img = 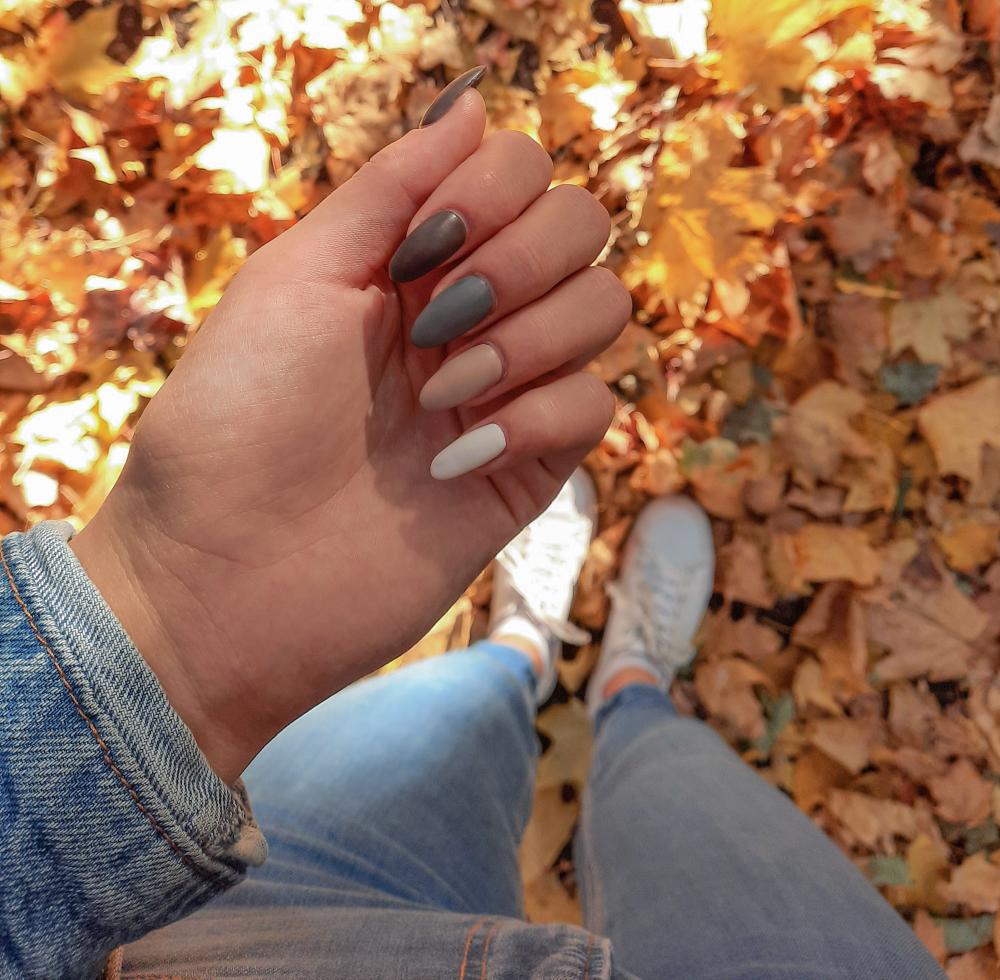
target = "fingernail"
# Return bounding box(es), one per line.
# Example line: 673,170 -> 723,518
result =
420,344 -> 503,411
410,274 -> 494,348
420,65 -> 488,128
389,210 -> 468,283
430,423 -> 506,480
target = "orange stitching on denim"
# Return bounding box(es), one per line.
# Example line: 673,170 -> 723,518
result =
477,921 -> 501,980
458,918 -> 485,980
582,932 -> 594,980
0,541 -> 208,878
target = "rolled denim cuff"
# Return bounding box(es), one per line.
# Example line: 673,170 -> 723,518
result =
1,521 -> 265,979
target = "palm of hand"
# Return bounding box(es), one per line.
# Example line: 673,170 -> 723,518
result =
74,90 -> 622,779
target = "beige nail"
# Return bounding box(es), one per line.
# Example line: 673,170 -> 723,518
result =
420,345 -> 503,411
430,423 -> 507,480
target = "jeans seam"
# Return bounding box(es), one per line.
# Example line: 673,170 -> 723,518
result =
0,540 -> 211,880
478,920 -> 502,980
458,917 -> 486,980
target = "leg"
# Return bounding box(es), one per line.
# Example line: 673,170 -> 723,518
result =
577,686 -> 945,979
239,641 -> 538,917
577,496 -> 943,978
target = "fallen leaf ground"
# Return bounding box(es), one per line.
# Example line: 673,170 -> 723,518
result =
2,0 -> 999,974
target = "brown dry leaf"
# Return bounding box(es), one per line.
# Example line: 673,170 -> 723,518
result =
786,523 -> 881,587
792,746 -> 851,811
793,584 -> 870,698
793,657 -> 844,714
927,760 -> 994,826
936,522 -> 999,574
810,717 -> 874,774
718,533 -> 775,607
827,789 -> 938,850
536,700 -> 592,792
941,853 -> 1000,914
623,110 -> 785,322
694,657 -> 770,739
778,381 -> 873,480
919,377 -> 1000,483
890,291 -> 975,367
519,785 -> 578,884
867,603 -> 973,683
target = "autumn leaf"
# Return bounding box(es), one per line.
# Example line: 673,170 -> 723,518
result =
43,4 -> 128,102
919,377 -> 1000,482
942,853 -> 1000,914
623,109 -> 785,322
709,0 -> 872,108
889,290 -> 975,366
785,523 -> 881,587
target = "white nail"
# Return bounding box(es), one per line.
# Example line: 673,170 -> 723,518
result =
430,423 -> 506,480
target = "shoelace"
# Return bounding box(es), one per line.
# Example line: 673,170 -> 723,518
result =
606,552 -> 696,672
497,515 -> 591,646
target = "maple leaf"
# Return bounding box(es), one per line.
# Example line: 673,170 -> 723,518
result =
918,377 -> 1000,482
709,0 -> 873,108
42,4 -> 128,102
889,290 -> 974,366
623,110 -> 785,322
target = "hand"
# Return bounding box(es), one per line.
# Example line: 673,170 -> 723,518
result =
70,83 -> 630,782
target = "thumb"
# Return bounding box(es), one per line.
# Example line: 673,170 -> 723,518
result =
281,79 -> 487,285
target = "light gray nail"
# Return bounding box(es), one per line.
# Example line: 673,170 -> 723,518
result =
410,275 -> 494,349
430,423 -> 507,480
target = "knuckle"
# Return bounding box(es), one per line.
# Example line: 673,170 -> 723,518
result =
494,130 -> 554,183
529,305 -> 563,365
577,373 -> 616,423
509,239 -> 549,284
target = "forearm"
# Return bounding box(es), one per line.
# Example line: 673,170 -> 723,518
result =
0,522 -> 265,979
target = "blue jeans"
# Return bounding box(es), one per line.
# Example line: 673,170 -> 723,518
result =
123,643 -> 944,979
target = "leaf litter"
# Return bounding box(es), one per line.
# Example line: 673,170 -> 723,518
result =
1,0 -> 1000,969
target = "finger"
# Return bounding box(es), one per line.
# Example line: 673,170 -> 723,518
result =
409,183 -> 611,348
419,267 -> 631,411
429,372 -> 615,480
388,130 -> 553,283
273,76 -> 487,284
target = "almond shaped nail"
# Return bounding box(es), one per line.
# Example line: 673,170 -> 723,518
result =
420,344 -> 503,411
430,423 -> 506,480
410,274 -> 494,349
420,66 -> 488,128
389,210 -> 468,283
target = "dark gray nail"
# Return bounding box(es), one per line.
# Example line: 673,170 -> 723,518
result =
419,66 -> 487,128
410,275 -> 494,348
389,210 -> 468,283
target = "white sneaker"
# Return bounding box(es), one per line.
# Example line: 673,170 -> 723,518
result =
586,496 -> 714,718
489,468 -> 598,704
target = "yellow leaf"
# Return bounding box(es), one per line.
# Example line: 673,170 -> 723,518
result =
45,4 -> 128,101
623,110 -> 784,321
710,0 -> 873,108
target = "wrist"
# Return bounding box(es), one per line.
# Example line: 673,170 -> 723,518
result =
70,490 -> 261,783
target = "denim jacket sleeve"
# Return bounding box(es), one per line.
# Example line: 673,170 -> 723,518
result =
0,521 -> 267,980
